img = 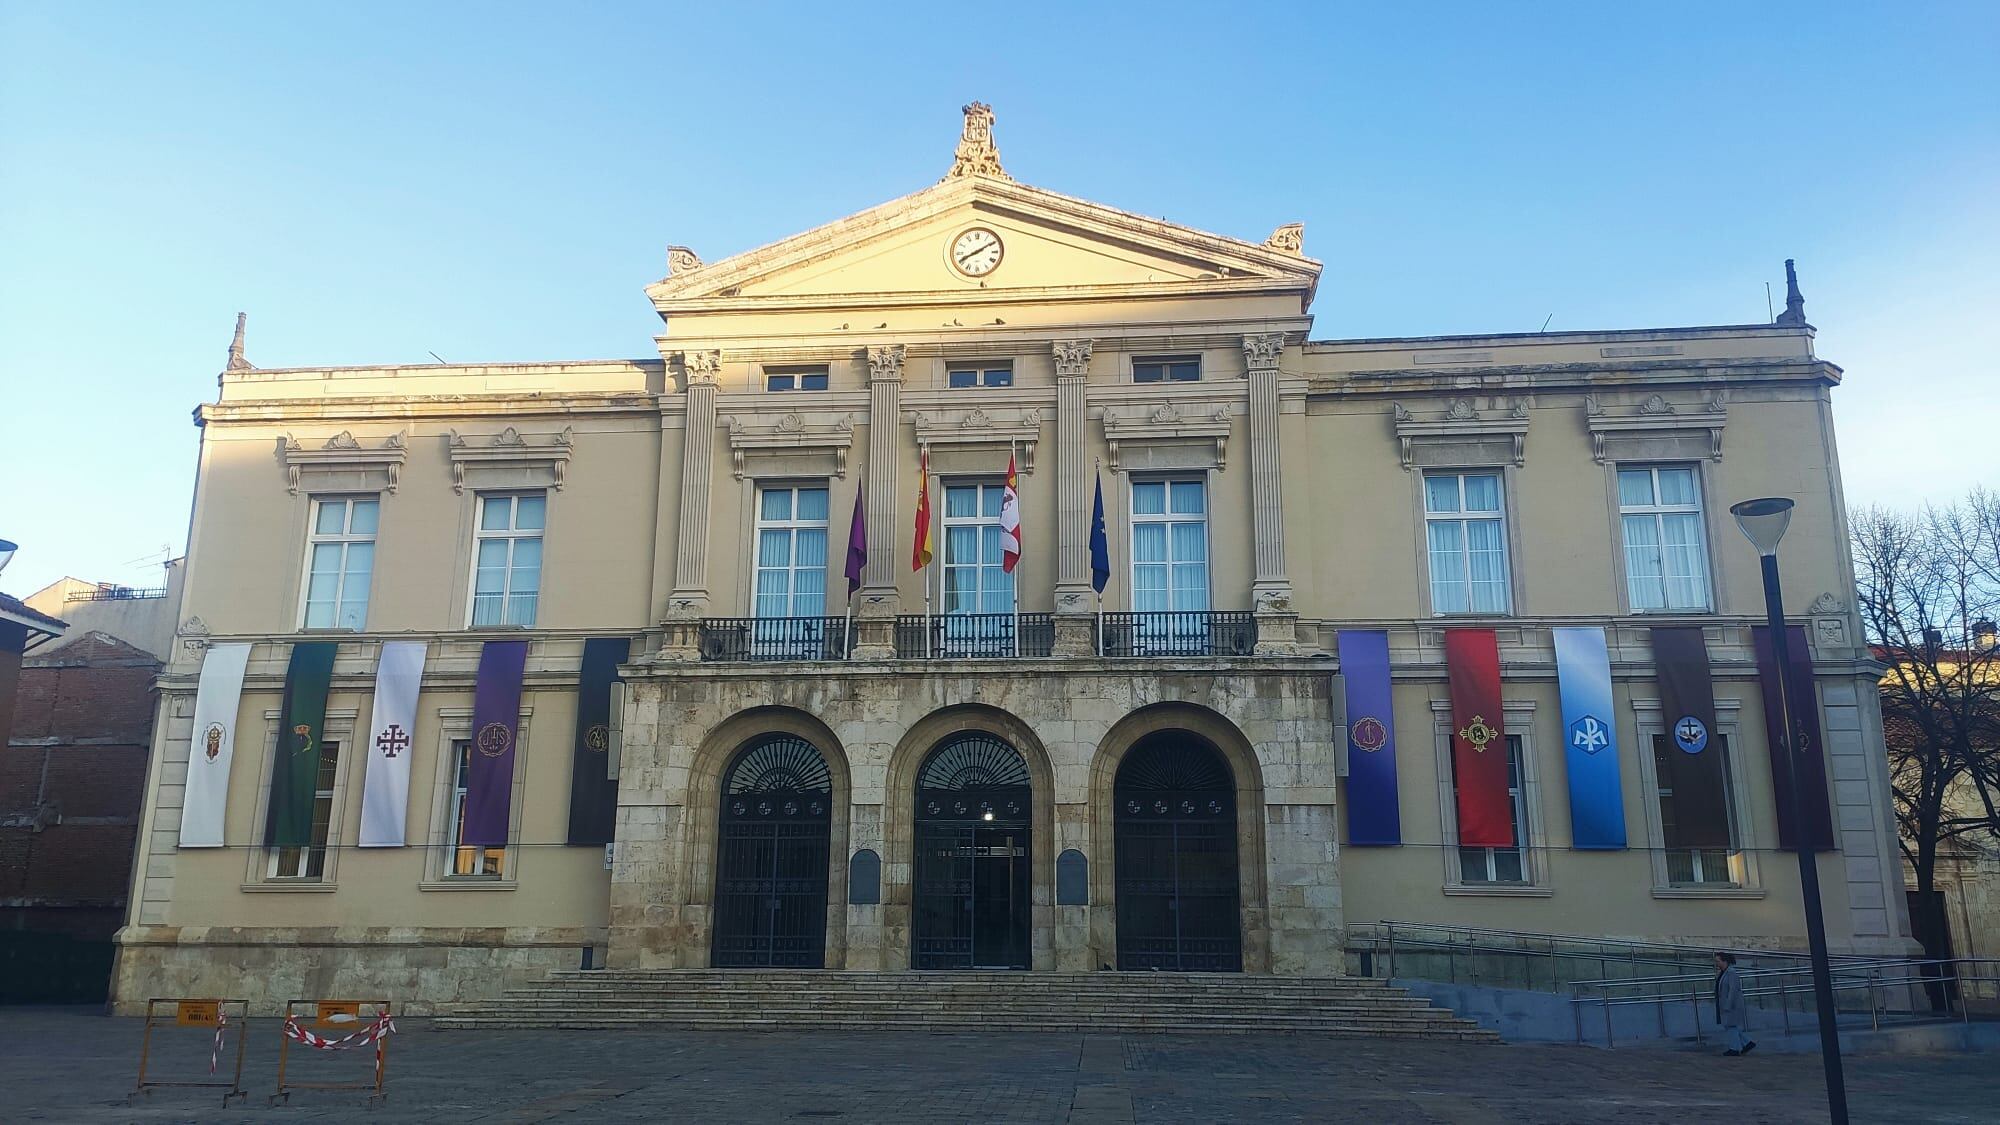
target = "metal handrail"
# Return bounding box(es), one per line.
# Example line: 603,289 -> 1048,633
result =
696,617 -> 852,661
1099,611 -> 1256,657
65,586 -> 167,602
892,613 -> 1054,659
1350,920 -> 1827,996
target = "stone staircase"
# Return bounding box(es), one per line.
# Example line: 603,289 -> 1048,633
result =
434,970 -> 1498,1039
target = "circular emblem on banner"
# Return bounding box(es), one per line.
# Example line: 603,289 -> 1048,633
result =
291,723 -> 315,755
584,724 -> 610,753
203,723 -> 225,762
1351,716 -> 1388,753
475,721 -> 513,758
1457,714 -> 1500,753
1568,714 -> 1611,756
1672,715 -> 1710,755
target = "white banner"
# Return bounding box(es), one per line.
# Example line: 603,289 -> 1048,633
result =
177,643 -> 252,848
358,641 -> 427,847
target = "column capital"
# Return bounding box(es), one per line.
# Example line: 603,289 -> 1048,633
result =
1241,333 -> 1284,374
1052,339 -> 1094,379
675,349 -> 721,386
866,344 -> 907,383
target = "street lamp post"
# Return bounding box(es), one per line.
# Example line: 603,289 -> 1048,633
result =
1731,497 -> 1848,1124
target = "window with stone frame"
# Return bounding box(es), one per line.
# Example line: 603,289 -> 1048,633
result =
766,365 -> 829,392
1132,355 -> 1200,383
1454,734 -> 1529,884
947,362 -> 1014,388
446,738 -> 508,878
470,492 -> 544,627
1652,733 -> 1741,885
267,739 -> 340,880
1617,465 -> 1712,612
301,496 -> 377,629
1423,471 -> 1511,615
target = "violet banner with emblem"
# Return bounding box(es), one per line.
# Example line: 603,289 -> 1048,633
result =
565,636 -> 630,846
1336,630 -> 1401,845
265,641 -> 339,848
177,642 -> 252,848
357,641 -> 427,847
463,640 -> 529,848
1651,626 -> 1731,850
1553,627 -> 1626,849
1752,625 -> 1836,852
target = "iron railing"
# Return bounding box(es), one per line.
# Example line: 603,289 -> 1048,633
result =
1098,611 -> 1255,657
1348,920 -> 1826,994
697,617 -> 851,662
64,586 -> 166,602
894,613 -> 1054,659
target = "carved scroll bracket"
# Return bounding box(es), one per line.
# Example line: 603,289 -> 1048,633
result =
1391,399 -> 1529,470
1100,401 -> 1232,473
724,412 -> 857,479
1584,392 -> 1726,464
446,426 -> 574,493
281,430 -> 409,495
910,407 -> 1042,472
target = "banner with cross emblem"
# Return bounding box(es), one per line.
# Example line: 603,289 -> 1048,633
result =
1651,626 -> 1731,849
359,641 -> 428,847
1554,627 -> 1627,849
1444,628 -> 1514,848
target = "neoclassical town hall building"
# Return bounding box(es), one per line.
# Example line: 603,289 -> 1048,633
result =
115,107 -> 1909,1011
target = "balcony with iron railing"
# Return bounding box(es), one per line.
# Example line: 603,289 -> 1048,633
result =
693,610 -> 1259,662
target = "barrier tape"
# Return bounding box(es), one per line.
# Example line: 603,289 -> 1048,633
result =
281,1014 -> 397,1052
210,1010 -> 228,1074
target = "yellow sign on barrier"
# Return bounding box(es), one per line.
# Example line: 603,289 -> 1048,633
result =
175,1000 -> 220,1027
315,1000 -> 361,1027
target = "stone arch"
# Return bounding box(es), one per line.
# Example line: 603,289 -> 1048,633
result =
684,706 -> 852,968
882,703 -> 1058,971
1087,702 -> 1270,972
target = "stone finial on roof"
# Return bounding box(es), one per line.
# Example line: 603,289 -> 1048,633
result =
667,246 -> 702,275
944,102 -> 1010,182
225,312 -> 254,371
1264,223 -> 1305,255
1775,259 -> 1808,326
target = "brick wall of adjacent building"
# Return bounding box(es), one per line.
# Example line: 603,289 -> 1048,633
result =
1,632 -> 158,1000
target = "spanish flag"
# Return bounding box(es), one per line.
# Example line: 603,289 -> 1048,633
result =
912,450 -> 933,570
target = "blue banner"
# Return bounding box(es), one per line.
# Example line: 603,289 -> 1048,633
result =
1337,630 -> 1401,845
1553,626 -> 1626,849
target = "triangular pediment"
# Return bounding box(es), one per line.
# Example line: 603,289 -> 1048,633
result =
647,176 -> 1320,312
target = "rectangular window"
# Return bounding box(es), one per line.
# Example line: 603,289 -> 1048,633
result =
1133,355 -> 1200,383
1654,734 -> 1739,885
947,364 -> 1014,388
1456,734 -> 1529,884
302,498 -> 377,629
1619,466 -> 1712,612
753,485 -> 830,619
470,493 -> 544,627
268,740 -> 340,880
448,738 -> 508,878
1424,472 -> 1511,615
938,482 -> 1015,654
1130,479 -> 1209,614
765,366 -> 829,392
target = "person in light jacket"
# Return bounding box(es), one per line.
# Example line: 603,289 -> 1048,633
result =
1714,951 -> 1756,1056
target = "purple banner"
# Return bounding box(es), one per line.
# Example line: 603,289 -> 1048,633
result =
1337,630 -> 1401,845
464,640 -> 528,847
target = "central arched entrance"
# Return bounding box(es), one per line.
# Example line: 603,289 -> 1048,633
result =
711,735 -> 832,968
912,733 -> 1032,970
1114,732 -> 1242,971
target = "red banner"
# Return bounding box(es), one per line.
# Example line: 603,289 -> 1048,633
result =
1446,629 -> 1513,847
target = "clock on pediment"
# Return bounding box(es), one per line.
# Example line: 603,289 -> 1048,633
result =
949,227 -> 1003,277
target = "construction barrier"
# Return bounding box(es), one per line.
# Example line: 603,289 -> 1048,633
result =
271,999 -> 396,1105
132,998 -> 250,1106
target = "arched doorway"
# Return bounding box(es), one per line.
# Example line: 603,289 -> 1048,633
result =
1114,732 -> 1242,971
711,735 -> 833,968
913,733 -> 1031,970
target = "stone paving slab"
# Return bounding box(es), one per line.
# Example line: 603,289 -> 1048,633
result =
5,1007 -> 1995,1123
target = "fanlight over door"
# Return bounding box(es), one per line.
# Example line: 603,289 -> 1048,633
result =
913,733 -> 1032,970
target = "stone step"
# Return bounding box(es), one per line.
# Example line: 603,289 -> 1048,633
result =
431,1016 -> 1496,1039
461,1003 -> 1459,1022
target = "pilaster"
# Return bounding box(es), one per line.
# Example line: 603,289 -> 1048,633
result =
854,345 -> 906,659
662,349 -> 720,660
1051,339 -> 1096,656
1242,333 -> 1299,654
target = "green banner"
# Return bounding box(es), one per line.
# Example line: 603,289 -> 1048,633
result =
266,641 -> 338,848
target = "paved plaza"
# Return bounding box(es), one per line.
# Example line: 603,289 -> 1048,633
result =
5,1007 -> 1994,1123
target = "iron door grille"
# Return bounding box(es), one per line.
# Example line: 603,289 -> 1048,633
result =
712,737 -> 833,969
1114,737 -> 1242,972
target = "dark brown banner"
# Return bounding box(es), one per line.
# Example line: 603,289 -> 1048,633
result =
1652,627 -> 1732,849
1753,625 -> 1836,851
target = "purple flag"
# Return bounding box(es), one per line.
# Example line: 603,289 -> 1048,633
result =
463,640 -> 528,847
844,490 -> 867,593
1338,630 -> 1401,845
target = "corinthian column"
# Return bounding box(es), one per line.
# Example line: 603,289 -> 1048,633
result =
851,344 -> 905,659
661,349 -> 720,659
1242,333 -> 1299,654
1051,339 -> 1096,656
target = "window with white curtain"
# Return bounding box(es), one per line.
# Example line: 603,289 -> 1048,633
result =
941,482 -> 1015,615
1424,472 -> 1510,614
1618,466 -> 1712,612
302,497 -> 376,629
753,485 -> 830,619
1455,735 -> 1529,884
471,493 -> 544,627
1131,479 -> 1209,614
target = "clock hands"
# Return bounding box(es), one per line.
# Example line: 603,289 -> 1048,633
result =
955,237 -> 994,267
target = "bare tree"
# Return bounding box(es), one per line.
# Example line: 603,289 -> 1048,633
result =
1852,488 -> 2000,964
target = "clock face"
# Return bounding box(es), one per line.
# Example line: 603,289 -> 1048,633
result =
950,227 -> 1003,277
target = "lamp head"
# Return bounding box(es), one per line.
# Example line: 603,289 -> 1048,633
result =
0,538 -> 15,575
1730,498 -> 1795,557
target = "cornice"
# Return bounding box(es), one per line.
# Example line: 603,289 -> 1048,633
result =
199,393 -> 656,425
1303,358 -> 1840,398
656,275 -> 1314,316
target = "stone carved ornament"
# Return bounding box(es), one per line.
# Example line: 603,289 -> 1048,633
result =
866,343 -> 907,381
676,350 -> 721,385
944,101 -> 1010,181
666,246 -> 702,275
1051,339 -> 1093,377
1263,223 -> 1305,254
445,426 -> 573,492
1241,333 -> 1285,371
1807,592 -> 1846,615
281,430 -> 408,494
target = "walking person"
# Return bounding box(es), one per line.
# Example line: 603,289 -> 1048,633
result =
1714,951 -> 1756,1056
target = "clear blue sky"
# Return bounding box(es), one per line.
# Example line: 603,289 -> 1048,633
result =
3,2 -> 1995,595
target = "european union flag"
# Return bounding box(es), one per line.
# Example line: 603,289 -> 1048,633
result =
1089,472 -> 1110,594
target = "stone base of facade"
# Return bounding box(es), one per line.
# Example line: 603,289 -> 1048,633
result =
111,925 -> 601,1016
